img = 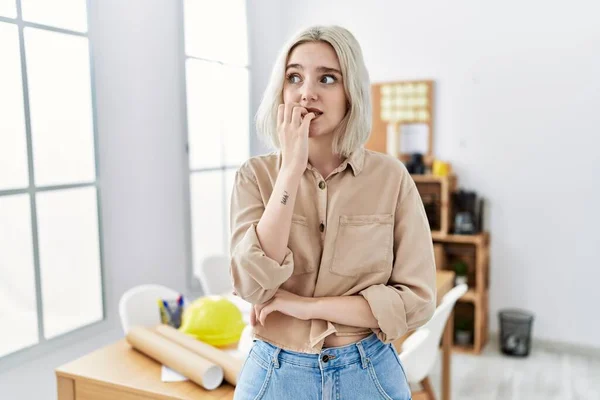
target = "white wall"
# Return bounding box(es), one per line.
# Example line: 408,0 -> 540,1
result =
247,0 -> 284,155
252,0 -> 600,347
0,0 -> 193,398
2,2 -> 598,398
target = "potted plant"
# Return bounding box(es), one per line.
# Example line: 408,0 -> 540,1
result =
453,261 -> 468,286
455,317 -> 473,345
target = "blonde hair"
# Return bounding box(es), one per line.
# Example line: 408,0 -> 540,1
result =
255,25 -> 372,157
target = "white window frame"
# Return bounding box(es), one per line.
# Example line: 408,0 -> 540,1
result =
177,0 -> 251,293
0,0 -> 106,369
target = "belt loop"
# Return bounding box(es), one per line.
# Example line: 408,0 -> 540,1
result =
356,341 -> 369,369
272,347 -> 281,369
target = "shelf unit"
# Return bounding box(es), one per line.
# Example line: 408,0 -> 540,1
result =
412,175 -> 490,355
435,233 -> 489,354
411,174 -> 457,236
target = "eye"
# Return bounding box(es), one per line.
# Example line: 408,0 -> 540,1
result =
286,73 -> 301,84
321,75 -> 337,84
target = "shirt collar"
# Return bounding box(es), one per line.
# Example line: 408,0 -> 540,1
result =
344,146 -> 365,176
278,146 -> 365,177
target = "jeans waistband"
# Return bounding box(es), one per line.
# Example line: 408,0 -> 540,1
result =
251,333 -> 387,370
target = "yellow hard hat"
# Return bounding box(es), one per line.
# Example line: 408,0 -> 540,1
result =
178,296 -> 246,347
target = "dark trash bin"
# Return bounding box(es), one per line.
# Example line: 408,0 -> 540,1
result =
498,309 -> 534,357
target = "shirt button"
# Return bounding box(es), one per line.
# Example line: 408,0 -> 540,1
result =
318,181 -> 326,190
321,354 -> 330,362
319,223 -> 325,232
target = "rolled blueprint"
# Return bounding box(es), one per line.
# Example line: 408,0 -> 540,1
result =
154,324 -> 244,386
126,326 -> 224,390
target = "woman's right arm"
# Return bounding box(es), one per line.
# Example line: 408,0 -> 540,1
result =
229,166 -> 300,305
230,104 -> 314,304
256,169 -> 302,264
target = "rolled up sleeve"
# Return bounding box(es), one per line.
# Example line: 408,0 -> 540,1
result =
359,176 -> 436,343
229,167 -> 295,304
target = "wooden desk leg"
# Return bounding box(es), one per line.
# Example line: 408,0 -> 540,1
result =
442,310 -> 454,400
57,376 -> 75,400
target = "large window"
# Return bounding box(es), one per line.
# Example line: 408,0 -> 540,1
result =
0,0 -> 104,360
181,0 -> 250,290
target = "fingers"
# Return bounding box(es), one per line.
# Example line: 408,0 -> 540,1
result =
252,296 -> 277,326
283,103 -> 307,126
300,112 -> 315,132
284,103 -> 295,125
291,105 -> 307,126
258,304 -> 273,326
253,304 -> 264,326
253,303 -> 266,326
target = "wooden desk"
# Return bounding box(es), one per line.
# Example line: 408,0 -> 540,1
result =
56,271 -> 455,400
56,339 -> 236,400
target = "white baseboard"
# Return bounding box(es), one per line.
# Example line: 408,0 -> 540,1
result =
486,330 -> 600,358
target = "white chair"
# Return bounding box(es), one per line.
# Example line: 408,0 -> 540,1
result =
399,284 -> 468,399
118,284 -> 181,334
197,254 -> 252,322
236,324 -> 255,358
197,255 -> 234,296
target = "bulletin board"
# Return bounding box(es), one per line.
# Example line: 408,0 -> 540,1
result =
365,80 -> 435,164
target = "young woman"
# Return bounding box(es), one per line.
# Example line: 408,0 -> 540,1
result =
229,25 -> 436,399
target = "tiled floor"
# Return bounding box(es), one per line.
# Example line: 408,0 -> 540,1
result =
423,339 -> 600,400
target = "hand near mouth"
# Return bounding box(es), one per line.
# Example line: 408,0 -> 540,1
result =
278,102 -> 316,176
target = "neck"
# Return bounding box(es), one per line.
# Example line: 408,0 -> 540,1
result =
308,134 -> 344,178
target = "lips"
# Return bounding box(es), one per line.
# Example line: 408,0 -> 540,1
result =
306,107 -> 323,117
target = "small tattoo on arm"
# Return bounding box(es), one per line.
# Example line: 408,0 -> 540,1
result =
281,191 -> 290,205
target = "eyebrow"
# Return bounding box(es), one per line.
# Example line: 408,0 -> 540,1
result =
286,63 -> 342,75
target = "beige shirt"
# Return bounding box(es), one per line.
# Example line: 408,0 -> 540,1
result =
229,146 -> 436,354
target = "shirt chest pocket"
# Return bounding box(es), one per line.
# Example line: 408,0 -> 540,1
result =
330,214 -> 394,278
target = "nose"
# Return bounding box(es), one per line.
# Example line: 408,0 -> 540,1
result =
300,80 -> 318,102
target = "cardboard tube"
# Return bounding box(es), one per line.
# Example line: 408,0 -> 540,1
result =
154,324 -> 244,386
126,326 -> 223,390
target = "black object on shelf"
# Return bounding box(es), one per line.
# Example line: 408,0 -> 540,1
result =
406,153 -> 426,174
498,309 -> 534,357
421,194 -> 439,231
453,190 -> 484,234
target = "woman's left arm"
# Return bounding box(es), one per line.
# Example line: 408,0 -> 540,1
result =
309,295 -> 379,328
252,289 -> 378,327
357,174 -> 437,343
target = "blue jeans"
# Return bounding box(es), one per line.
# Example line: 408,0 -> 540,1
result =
233,333 -> 412,400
